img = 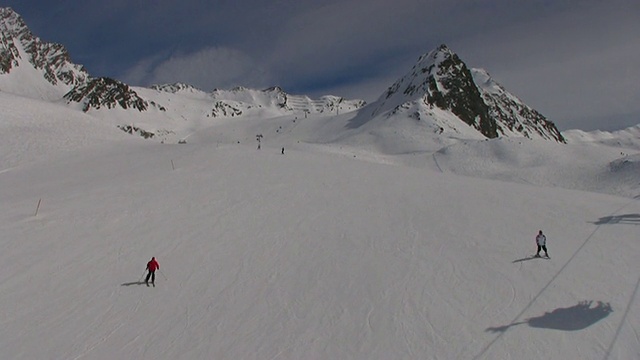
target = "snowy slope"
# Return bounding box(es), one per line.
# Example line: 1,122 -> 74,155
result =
0,97 -> 639,359
432,137 -> 640,198
0,92 -> 132,169
564,125 -> 640,151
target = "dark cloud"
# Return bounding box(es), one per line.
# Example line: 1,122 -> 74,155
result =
123,46 -> 273,90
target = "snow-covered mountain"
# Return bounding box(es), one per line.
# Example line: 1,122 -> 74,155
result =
1,7 -> 562,146
0,7 -> 365,126
564,124 -> 640,151
363,44 -> 565,143
209,86 -> 365,116
151,84 -> 366,119
0,6 -> 158,111
473,68 -> 564,142
150,82 -> 210,99
0,6 -> 638,197
0,7 -> 88,100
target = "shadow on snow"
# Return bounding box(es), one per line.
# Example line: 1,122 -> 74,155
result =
592,213 -> 640,225
120,281 -> 146,286
512,255 -> 548,263
486,301 -> 612,333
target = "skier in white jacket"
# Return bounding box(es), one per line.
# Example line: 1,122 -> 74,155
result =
535,230 -> 549,258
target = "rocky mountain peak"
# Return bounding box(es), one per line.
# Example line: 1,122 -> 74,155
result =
368,44 -> 563,142
0,7 -> 88,89
0,7 -> 28,73
472,69 -> 565,142
373,43 -> 497,138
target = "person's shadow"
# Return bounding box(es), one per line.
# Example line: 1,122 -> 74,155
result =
487,301 -> 613,332
512,255 -> 548,263
120,281 -> 146,286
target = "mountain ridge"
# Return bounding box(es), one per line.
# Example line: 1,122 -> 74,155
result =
363,44 -> 564,143
0,7 -> 568,145
0,7 -> 88,99
0,7 -> 366,120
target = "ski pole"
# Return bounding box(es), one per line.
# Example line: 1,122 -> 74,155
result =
158,269 -> 168,280
138,270 -> 147,282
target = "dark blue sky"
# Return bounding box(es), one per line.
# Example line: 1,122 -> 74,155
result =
2,0 -> 639,131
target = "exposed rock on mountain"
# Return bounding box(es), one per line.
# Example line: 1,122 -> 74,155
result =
473,69 -> 564,142
0,7 -> 88,91
367,44 -> 564,142
209,101 -> 243,117
64,77 -> 148,112
151,83 -> 210,99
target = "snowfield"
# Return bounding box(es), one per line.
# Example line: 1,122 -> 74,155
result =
0,93 -> 639,359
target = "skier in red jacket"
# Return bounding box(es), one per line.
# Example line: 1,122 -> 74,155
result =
145,257 -> 159,286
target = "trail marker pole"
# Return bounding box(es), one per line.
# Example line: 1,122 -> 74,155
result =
34,198 -> 42,216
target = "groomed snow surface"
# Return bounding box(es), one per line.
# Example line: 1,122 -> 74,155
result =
0,94 -> 639,359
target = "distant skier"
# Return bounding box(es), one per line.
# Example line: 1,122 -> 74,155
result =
145,257 -> 160,286
281,147 -> 285,154
535,230 -> 549,258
